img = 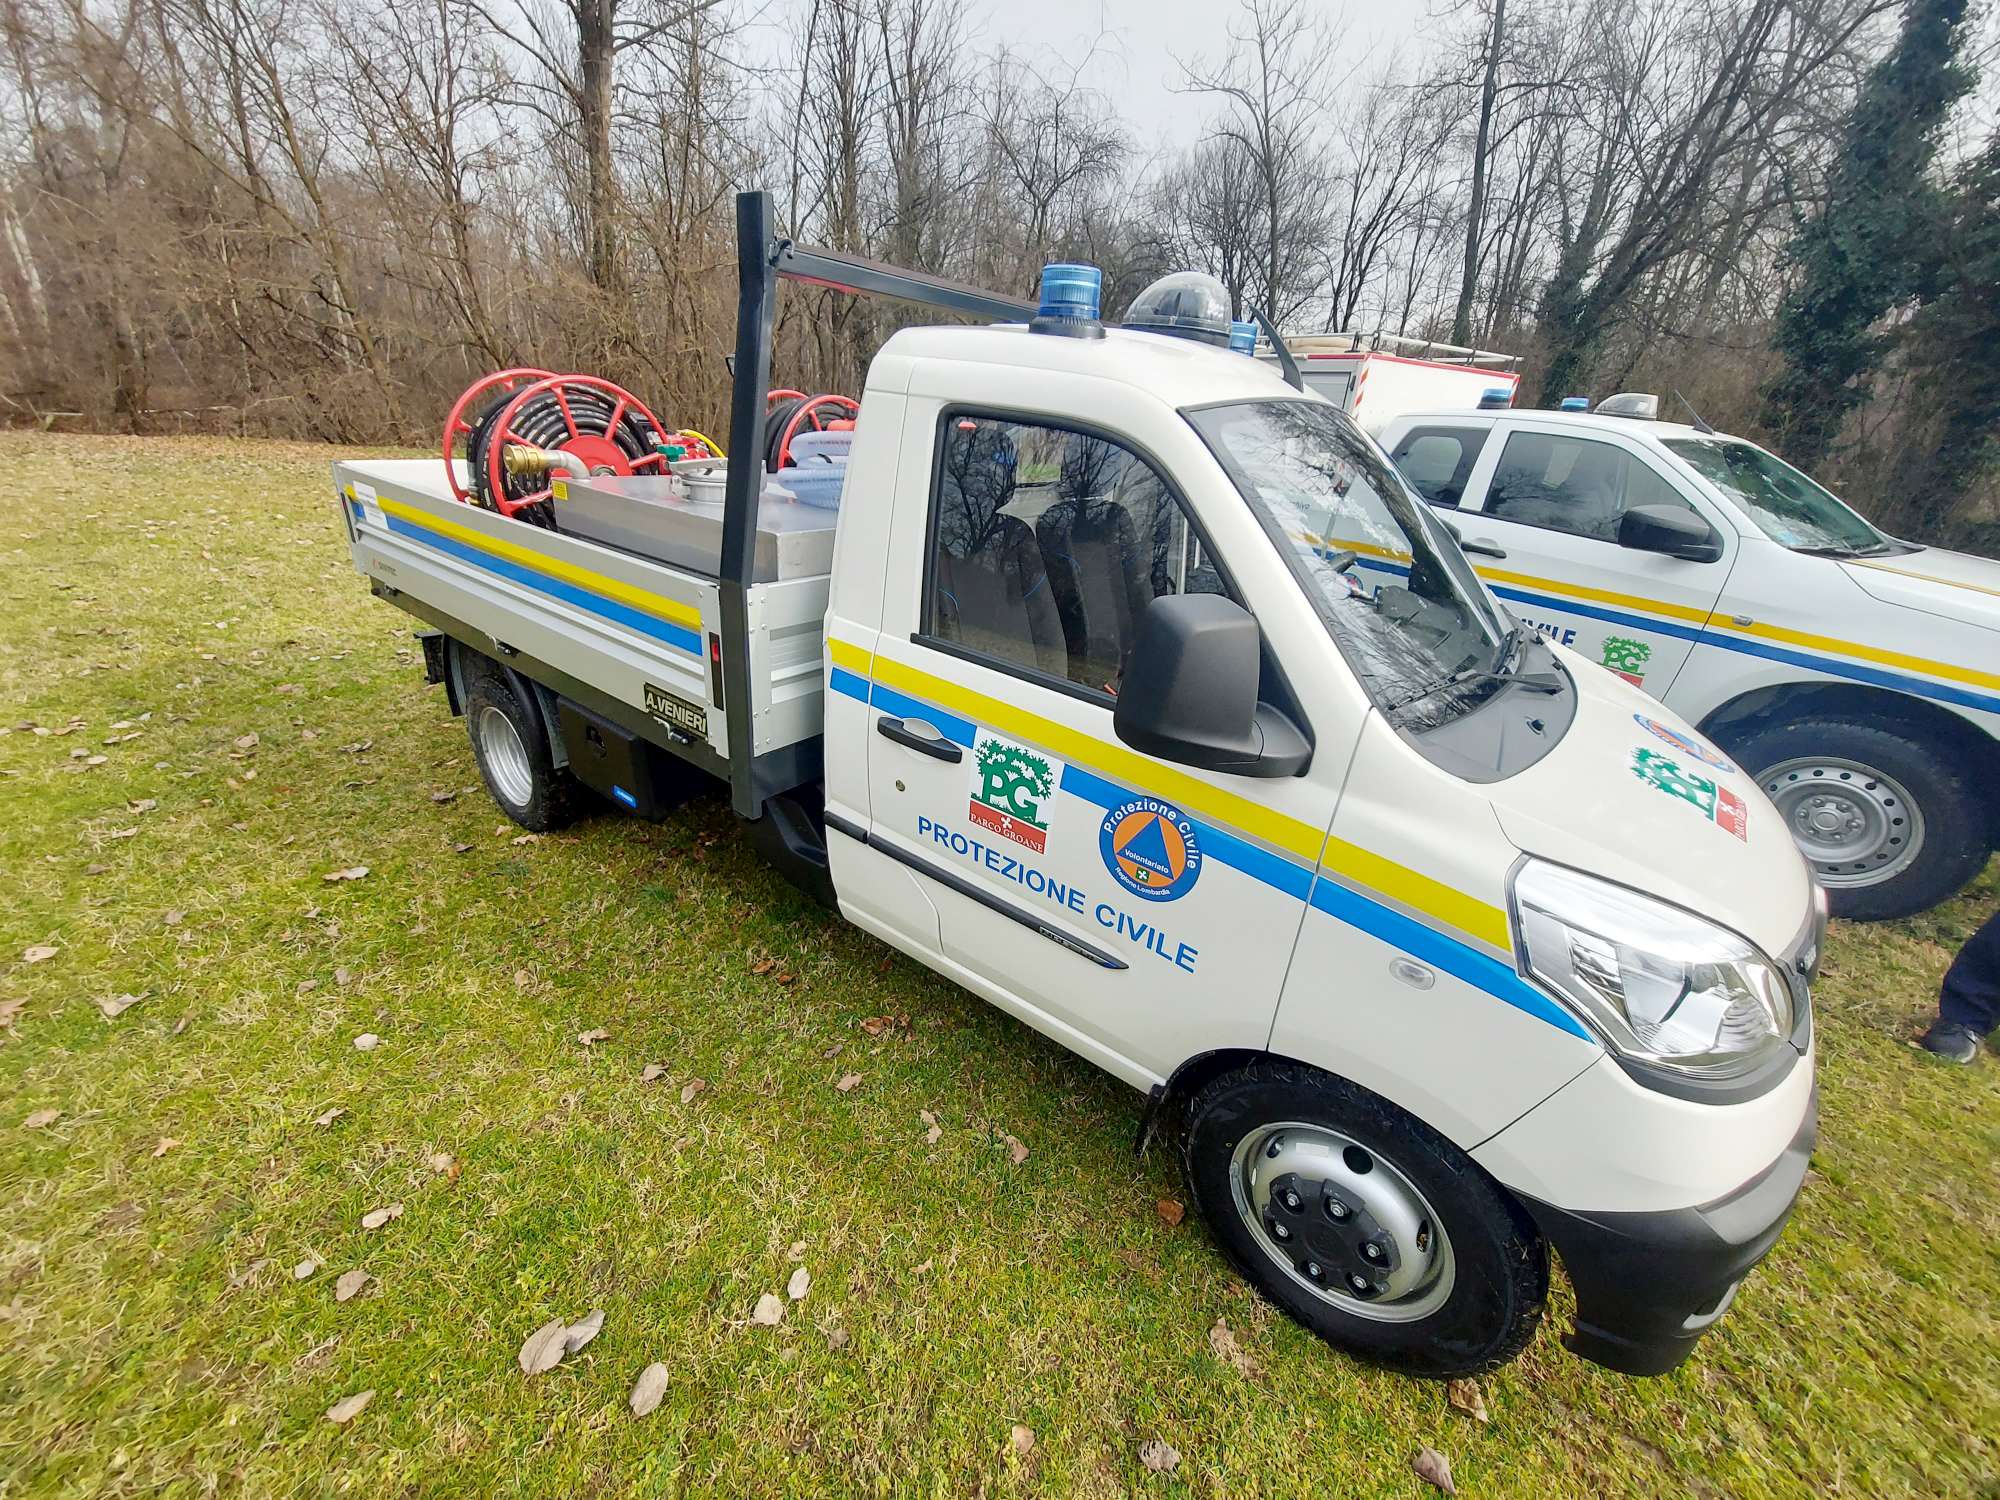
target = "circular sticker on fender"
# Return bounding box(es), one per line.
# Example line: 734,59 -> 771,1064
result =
1100,797 -> 1203,902
1633,712 -> 1736,773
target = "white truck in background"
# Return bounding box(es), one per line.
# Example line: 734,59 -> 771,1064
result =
1379,400 -> 2000,920
1260,332 -> 1520,434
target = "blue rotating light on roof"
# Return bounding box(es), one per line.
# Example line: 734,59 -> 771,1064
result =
1032,263 -> 1105,339
1560,395 -> 1590,411
1479,386 -> 1513,410
1229,320 -> 1258,355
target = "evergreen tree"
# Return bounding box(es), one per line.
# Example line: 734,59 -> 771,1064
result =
1889,135 -> 2000,539
1759,0 -> 1972,468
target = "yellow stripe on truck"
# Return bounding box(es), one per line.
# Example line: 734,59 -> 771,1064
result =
842,640 -> 1515,953
376,495 -> 704,633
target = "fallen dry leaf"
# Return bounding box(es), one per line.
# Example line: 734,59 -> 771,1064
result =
428,1151 -> 457,1175
750,957 -> 777,975
920,1107 -> 943,1145
787,1266 -> 810,1301
128,798 -> 157,813
679,1078 -> 706,1104
313,1107 -> 345,1127
333,967 -> 352,988
151,1137 -> 180,1158
162,910 -> 185,927
334,1269 -> 370,1302
640,1063 -> 667,1083
234,733 -> 260,751
353,1033 -> 380,1052
1446,1377 -> 1490,1424
1156,1198 -> 1186,1227
322,866 -> 369,883
518,1319 -> 569,1375
563,1309 -> 605,1354
629,1362 -> 670,1416
826,1326 -> 850,1349
1004,1134 -> 1029,1165
83,863 -> 110,875
21,944 -> 58,965
0,997 -> 26,1028
751,1293 -> 784,1326
1412,1446 -> 1456,1494
325,1389 -> 373,1424
576,1028 -> 609,1046
97,992 -> 147,1020
23,1108 -> 62,1130
229,1258 -> 270,1288
293,1258 -> 319,1281
835,1072 -> 862,1093
430,789 -> 457,804
510,833 -> 539,846
1009,1424 -> 1036,1459
1138,1439 -> 1180,1473
1208,1317 -> 1259,1377
359,1202 -> 404,1230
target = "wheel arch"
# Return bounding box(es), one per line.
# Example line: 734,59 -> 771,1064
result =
1701,679 -> 2000,858
447,637 -> 569,768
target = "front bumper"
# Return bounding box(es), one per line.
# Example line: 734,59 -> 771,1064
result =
1521,1086 -> 1818,1376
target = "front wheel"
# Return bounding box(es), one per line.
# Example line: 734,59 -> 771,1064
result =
1181,1060 -> 1546,1377
1725,716 -> 1988,921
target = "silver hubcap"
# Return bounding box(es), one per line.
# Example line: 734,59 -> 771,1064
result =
1230,1122 -> 1454,1323
475,704 -> 535,807
1761,755 -> 1923,888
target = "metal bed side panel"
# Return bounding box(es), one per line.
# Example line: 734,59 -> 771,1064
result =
335,459 -> 729,757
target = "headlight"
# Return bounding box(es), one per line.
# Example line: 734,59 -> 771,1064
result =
1512,860 -> 1795,1080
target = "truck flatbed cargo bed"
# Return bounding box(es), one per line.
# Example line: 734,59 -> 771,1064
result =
336,457 -> 829,773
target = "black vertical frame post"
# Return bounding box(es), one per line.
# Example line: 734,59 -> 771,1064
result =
719,190 -> 777,817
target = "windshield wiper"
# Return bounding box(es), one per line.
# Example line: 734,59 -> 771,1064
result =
1382,659 -> 1564,718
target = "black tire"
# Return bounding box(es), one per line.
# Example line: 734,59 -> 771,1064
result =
1725,715 -> 1988,921
1181,1059 -> 1546,1377
461,653 -> 584,832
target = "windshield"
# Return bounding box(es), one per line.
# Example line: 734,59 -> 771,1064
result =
1186,399 -> 1513,727
1662,437 -> 1894,555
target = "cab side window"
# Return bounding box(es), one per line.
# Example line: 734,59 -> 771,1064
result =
1388,426 -> 1490,507
1485,432 -> 1698,542
925,413 -> 1225,698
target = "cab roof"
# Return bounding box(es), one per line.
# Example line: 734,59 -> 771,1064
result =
1390,407 -> 1734,444
874,321 -> 1304,410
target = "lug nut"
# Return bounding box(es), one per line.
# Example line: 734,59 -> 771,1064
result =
1281,1189 -> 1302,1212
1348,1274 -> 1370,1292
1363,1243 -> 1383,1261
1272,1221 -> 1291,1241
1304,1262 -> 1323,1280
1327,1199 -> 1349,1220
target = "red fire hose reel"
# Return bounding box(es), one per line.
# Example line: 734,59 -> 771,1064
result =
440,370 -> 850,526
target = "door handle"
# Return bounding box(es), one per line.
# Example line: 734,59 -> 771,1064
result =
877,715 -> 962,762
1460,537 -> 1507,559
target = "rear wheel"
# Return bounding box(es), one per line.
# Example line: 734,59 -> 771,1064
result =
1726,716 -> 1987,920
1181,1060 -> 1546,1377
462,654 -> 583,832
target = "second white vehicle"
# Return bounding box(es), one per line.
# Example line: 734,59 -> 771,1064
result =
1380,401 -> 2000,918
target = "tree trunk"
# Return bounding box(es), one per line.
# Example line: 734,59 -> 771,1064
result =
1451,0 -> 1503,347
578,0 -> 619,290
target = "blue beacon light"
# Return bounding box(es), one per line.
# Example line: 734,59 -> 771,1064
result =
1559,395 -> 1590,411
1229,320 -> 1258,355
1031,264 -> 1105,338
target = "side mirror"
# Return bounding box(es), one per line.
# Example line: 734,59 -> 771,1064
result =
1113,595 -> 1312,778
1619,504 -> 1722,562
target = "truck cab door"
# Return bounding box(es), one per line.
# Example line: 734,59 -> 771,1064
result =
840,385 -> 1344,1089
1448,423 -> 1734,696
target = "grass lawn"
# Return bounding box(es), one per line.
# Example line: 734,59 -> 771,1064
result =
2,431 -> 1996,1498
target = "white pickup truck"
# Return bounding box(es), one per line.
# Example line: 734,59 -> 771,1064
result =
333,193 -> 1819,1378
1380,404 -> 2000,919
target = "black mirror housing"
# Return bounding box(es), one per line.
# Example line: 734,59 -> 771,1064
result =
1619,504 -> 1721,562
1113,595 -> 1311,777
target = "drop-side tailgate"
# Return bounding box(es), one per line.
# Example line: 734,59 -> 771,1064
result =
335,457 -> 730,759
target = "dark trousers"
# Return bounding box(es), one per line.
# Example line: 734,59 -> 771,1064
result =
1939,908 -> 2000,1034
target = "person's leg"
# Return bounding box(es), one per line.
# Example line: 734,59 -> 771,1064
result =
1922,908 -> 2000,1062
1938,909 -> 2000,1032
